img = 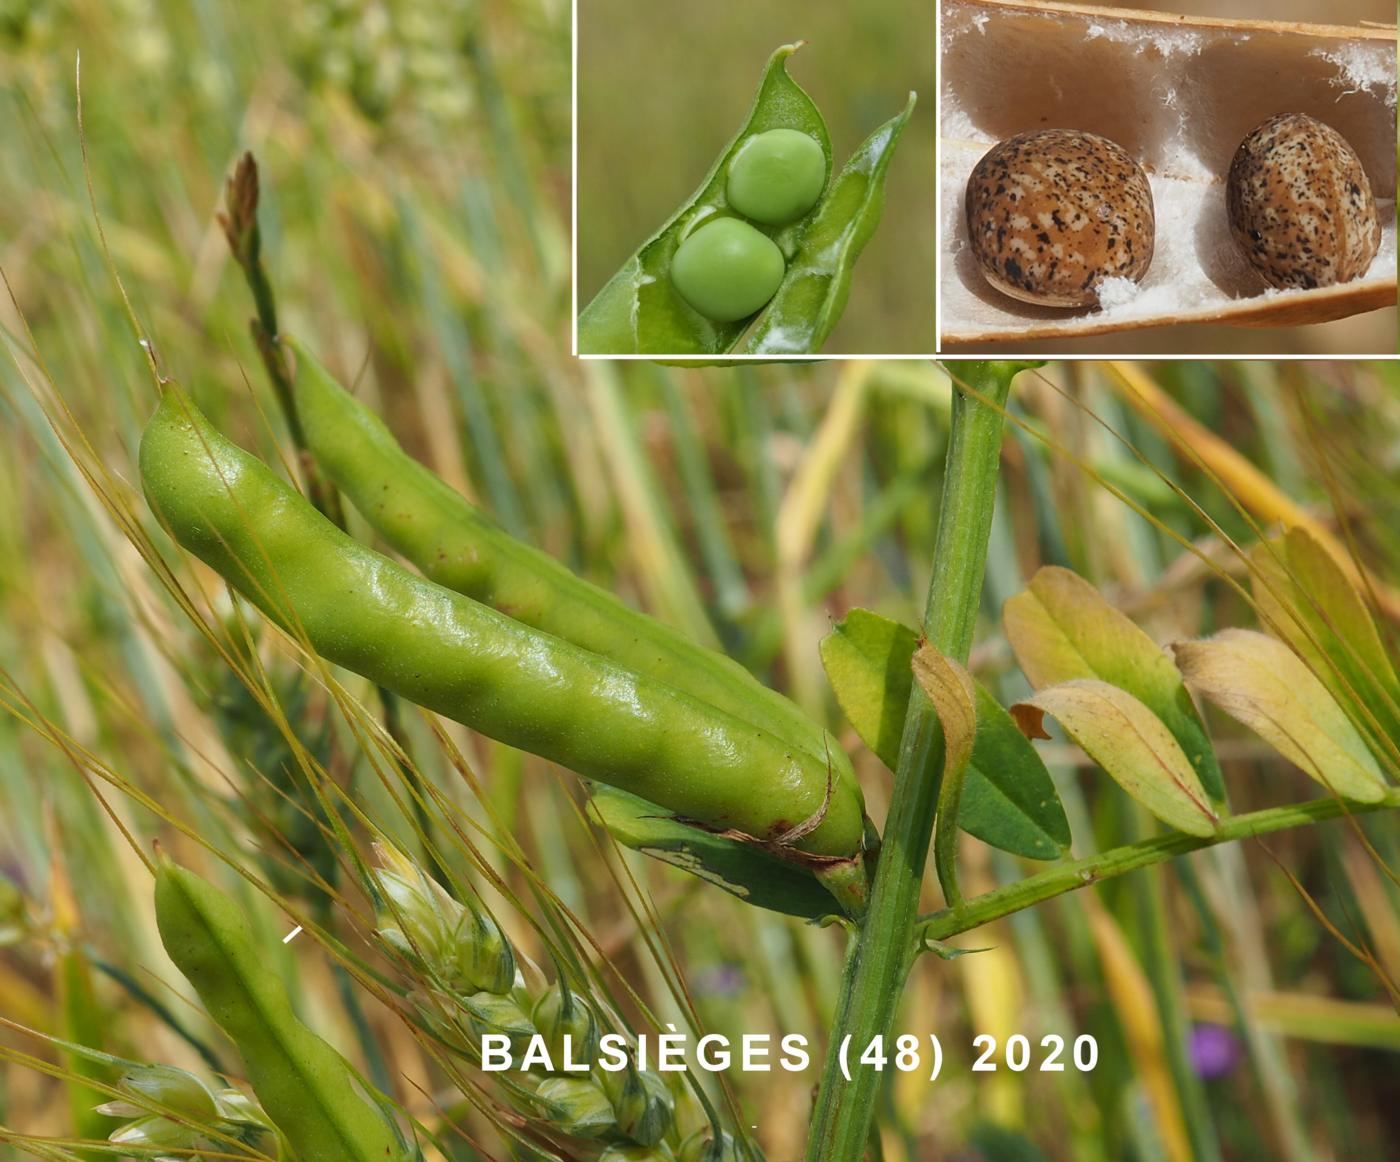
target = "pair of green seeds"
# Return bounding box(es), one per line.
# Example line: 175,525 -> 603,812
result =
138,339 -> 869,914
670,128 -> 826,321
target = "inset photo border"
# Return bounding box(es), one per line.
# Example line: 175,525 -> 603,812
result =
573,0 -> 936,359
935,0 -> 1399,358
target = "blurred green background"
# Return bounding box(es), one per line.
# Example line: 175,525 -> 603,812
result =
578,0 -> 936,354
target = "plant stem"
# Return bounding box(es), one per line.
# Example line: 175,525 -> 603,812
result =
917,790 -> 1400,942
218,152 -> 342,524
807,362 -> 1036,1160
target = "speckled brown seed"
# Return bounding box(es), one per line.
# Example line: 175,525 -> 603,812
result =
1226,113 -> 1380,291
963,128 -> 1155,308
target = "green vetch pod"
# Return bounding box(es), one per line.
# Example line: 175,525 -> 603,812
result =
284,337 -> 850,782
578,43 -> 831,355
726,128 -> 827,225
152,860 -> 413,1162
139,389 -> 867,894
670,217 -> 787,322
578,42 -> 915,356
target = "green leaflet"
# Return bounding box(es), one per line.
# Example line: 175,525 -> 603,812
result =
961,685 -> 1071,859
577,44 -> 913,356
588,785 -> 842,921
744,93 -> 916,355
820,609 -> 1070,860
818,608 -> 913,767
1003,566 -> 1227,808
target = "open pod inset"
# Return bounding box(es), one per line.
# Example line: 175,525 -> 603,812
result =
939,0 -> 1398,345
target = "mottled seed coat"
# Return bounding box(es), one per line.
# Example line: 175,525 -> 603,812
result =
964,128 -> 1155,308
1226,113 -> 1381,290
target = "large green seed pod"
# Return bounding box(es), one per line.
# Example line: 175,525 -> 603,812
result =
139,388 -> 867,865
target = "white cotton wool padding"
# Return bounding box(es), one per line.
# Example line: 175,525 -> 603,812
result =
939,0 -> 1398,344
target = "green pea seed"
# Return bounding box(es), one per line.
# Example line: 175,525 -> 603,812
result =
726,128 -> 826,225
670,218 -> 785,322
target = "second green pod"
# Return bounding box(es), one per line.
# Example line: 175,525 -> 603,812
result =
284,336 -> 851,783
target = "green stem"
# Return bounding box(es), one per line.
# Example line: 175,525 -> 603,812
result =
807,362 -> 1036,1160
917,790 -> 1400,943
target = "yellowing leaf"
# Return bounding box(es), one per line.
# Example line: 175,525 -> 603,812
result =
1004,567 -> 1225,805
1012,680 -> 1218,836
1173,629 -> 1389,804
912,642 -> 978,905
1251,527 -> 1400,741
1005,567 -> 1176,692
911,643 -> 977,784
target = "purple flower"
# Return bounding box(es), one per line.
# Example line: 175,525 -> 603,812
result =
1188,1024 -> 1239,1079
692,963 -> 746,998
